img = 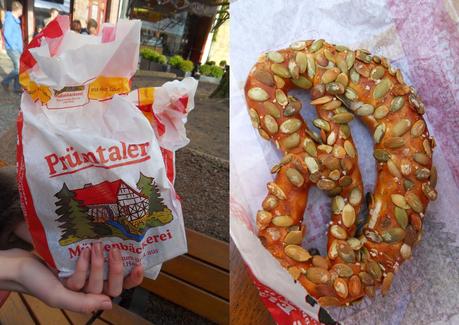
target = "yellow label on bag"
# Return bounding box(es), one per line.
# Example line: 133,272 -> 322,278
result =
88,76 -> 130,100
138,87 -> 155,106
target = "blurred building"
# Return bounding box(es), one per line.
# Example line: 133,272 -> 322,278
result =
1,0 -> 228,66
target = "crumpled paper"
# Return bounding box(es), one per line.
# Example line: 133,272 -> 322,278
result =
230,0 -> 459,323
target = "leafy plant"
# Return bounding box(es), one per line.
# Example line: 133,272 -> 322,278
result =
200,64 -> 224,78
140,47 -> 167,64
168,55 -> 184,68
180,60 -> 194,73
219,60 -> 227,67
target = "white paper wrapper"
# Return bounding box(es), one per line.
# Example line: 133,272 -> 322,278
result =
230,0 -> 459,323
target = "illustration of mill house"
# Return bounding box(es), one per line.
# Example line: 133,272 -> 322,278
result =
74,180 -> 149,224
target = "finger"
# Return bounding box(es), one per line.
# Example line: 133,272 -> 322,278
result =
51,288 -> 112,314
64,247 -> 90,291
85,242 -> 104,294
106,248 -> 123,297
13,222 -> 33,244
123,264 -> 144,289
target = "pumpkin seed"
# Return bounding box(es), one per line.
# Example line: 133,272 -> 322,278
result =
359,272 -> 374,286
285,244 -> 312,262
338,176 -> 351,187
403,179 -> 414,191
370,65 -> 385,80
354,61 -> 370,78
341,204 -> 355,227
356,103 -> 375,116
411,120 -> 425,137
328,240 -> 339,259
392,84 -> 410,96
349,187 -> 362,206
271,63 -> 290,78
333,278 -> 349,299
275,89 -> 288,106
347,237 -> 362,250
256,210 -> 273,229
332,195 -> 345,214
323,48 -> 335,62
340,124 -> 350,139
318,296 -> 341,307
321,68 -> 340,84
381,57 -> 389,68
262,102 -> 280,119
381,272 -> 394,296
336,45 -> 349,52
367,261 -> 382,281
390,96 -> 405,112
405,192 -> 424,212
288,59 -> 300,79
310,39 -> 324,53
374,149 -> 390,162
290,41 -> 306,51
374,105 -> 389,119
280,132 -> 300,149
423,139 -> 432,158
430,166 -> 437,187
402,209 -> 418,233
322,100 -> 342,111
387,159 -> 402,178
286,168 -> 304,187
382,227 -> 406,242
331,112 -> 353,124
262,195 -> 278,210
306,129 -> 322,144
304,156 -> 319,174
391,194 -> 410,209
356,50 -> 372,63
342,140 -> 355,158
248,108 -> 260,128
258,128 -> 270,140
287,266 -> 301,280
267,182 -> 286,200
365,229 -> 382,243
310,96 -> 333,105
272,215 -> 294,227
313,118 -> 330,131
385,137 -> 405,149
318,179 -> 336,191
295,52 -> 308,73
332,263 -> 353,278
273,75 -> 285,88
306,267 -> 330,284
284,230 -> 303,245
373,123 -> 386,144
262,115 -> 278,134
396,69 -> 405,84
327,131 -> 337,146
340,157 -> 353,172
338,242 -> 355,263
312,256 -> 330,270
325,82 -> 345,95
292,76 -> 312,89
413,152 -> 429,166
373,78 -> 392,99
336,55 -> 347,73
306,54 -> 316,78
350,68 -> 360,83
345,51 -> 355,70
280,118 -> 301,134
400,159 -> 412,175
248,87 -> 269,101
345,87 -> 358,100
302,139 -> 316,157
253,69 -> 275,86
423,182 -> 437,201
415,168 -> 430,180
392,119 -> 411,136
349,275 -> 362,297
267,51 -> 284,63
400,243 -> 412,259
330,224 -> 347,239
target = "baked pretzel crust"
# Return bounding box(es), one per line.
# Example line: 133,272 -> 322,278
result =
244,40 -> 437,306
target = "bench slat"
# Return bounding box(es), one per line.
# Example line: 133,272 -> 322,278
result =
63,310 -> 109,325
162,255 -> 229,300
0,292 -> 35,325
21,294 -> 70,324
186,229 -> 229,271
142,272 -> 229,325
99,302 -> 153,325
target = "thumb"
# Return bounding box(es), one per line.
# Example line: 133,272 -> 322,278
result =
49,287 -> 112,314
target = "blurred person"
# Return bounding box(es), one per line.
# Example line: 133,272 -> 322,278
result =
44,8 -> 59,26
34,23 -> 43,37
87,18 -> 98,35
1,1 -> 23,93
71,19 -> 82,33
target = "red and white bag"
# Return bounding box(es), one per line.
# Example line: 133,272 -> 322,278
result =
17,16 -> 197,279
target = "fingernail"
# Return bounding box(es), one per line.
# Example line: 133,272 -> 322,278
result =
101,301 -> 112,309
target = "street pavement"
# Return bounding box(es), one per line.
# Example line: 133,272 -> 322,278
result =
0,50 -> 21,136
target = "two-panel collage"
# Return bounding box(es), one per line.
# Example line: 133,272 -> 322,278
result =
0,0 -> 457,324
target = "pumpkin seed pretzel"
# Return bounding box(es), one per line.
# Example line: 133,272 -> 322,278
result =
244,39 -> 437,306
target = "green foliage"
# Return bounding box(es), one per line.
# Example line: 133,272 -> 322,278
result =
200,64 -> 224,78
219,60 -> 227,67
207,61 -> 216,66
140,47 -> 167,64
180,60 -> 194,72
168,55 -> 184,68
137,173 -> 154,197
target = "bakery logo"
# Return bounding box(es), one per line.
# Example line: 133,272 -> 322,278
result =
54,85 -> 85,96
55,173 -> 174,246
44,141 -> 151,177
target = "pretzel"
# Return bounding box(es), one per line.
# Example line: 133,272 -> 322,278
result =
244,39 -> 437,306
